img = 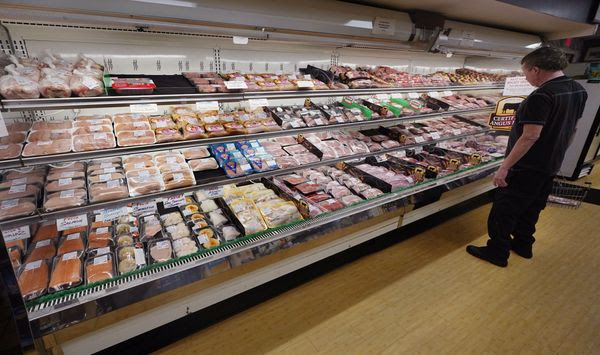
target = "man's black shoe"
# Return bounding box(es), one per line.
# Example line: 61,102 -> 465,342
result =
510,241 -> 533,259
466,245 -> 508,267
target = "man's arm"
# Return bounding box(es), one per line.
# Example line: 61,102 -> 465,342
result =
494,124 -> 543,187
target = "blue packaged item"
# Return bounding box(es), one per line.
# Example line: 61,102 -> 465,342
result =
247,154 -> 279,172
222,157 -> 254,178
235,140 -> 261,151
241,146 -> 268,158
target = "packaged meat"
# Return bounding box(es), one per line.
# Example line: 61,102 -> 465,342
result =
153,128 -> 183,143
70,73 -> 104,97
9,247 -> 22,269
72,125 -> 113,135
43,189 -> 87,212
157,163 -> 190,174
180,147 -> 210,160
125,169 -> 165,196
341,194 -> 363,206
45,177 -> 85,192
306,192 -> 332,203
86,253 -> 115,284
162,170 -> 196,190
39,74 -> 71,98
256,200 -> 303,228
89,179 -> 129,202
0,198 -> 36,221
247,155 -> 278,172
111,77 -> 155,95
27,130 -> 72,142
31,120 -> 73,131
87,160 -> 121,172
317,198 -> 344,211
274,156 -> 299,169
160,212 -> 184,227
32,223 -> 59,242
222,158 -> 253,178
49,252 -> 83,292
165,222 -> 191,240
25,239 -> 56,263
362,188 -> 384,199
204,123 -> 228,137
72,133 -> 116,152
117,244 -> 146,274
7,122 -> 32,132
208,209 -> 229,228
148,239 -> 173,263
73,117 -> 111,126
123,154 -> 154,165
293,153 -> 320,164
47,170 -> 85,181
172,237 -> 198,257
295,182 -> 323,195
140,214 -> 162,241
116,130 -> 156,147
48,162 -> 85,173
0,132 -> 27,144
188,158 -> 218,171
62,225 -> 87,236
18,260 -> 49,300
114,121 -> 152,132
330,186 -> 353,199
282,174 -> 308,186
0,183 -> 40,201
283,144 -> 308,155
220,225 -> 241,241
112,113 -> 148,125
22,139 -> 72,157
88,226 -> 113,247
155,154 -> 186,166
0,73 -> 40,99
57,233 -> 86,255
229,201 -> 267,235
0,144 -> 22,160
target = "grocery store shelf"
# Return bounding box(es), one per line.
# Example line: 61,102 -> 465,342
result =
0,84 -> 503,111
26,159 -> 502,327
0,107 -> 494,169
0,129 -> 492,229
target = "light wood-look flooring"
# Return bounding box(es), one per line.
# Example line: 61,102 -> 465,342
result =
156,168 -> 600,355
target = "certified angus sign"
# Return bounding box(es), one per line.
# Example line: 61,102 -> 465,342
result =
488,96 -> 524,131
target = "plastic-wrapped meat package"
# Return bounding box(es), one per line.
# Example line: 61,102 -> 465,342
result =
205,123 -> 228,137
362,188 -> 384,199
346,140 -> 370,154
72,125 -> 112,135
329,185 -> 353,199
381,140 -> 401,149
89,179 -> 129,203
366,142 -> 383,152
304,135 -> 322,146
22,139 -> 72,157
73,133 -> 116,152
154,128 -> 183,143
7,122 -> 32,132
318,145 -> 337,160
349,131 -> 370,142
274,156 -> 299,169
351,183 -> 371,194
0,144 -> 23,159
281,119 -> 307,130
0,73 -> 40,99
293,153 -> 319,164
0,197 -> 36,221
256,200 -> 302,228
228,199 -> 267,234
261,119 -> 281,132
188,158 -> 218,171
112,114 -> 148,125
115,121 -> 151,132
341,195 -> 363,206
69,72 -> 104,97
39,70 -> 71,98
247,155 -> 278,172
263,145 -> 288,157
32,120 -> 73,131
116,130 -> 156,147
18,259 -> 49,300
370,134 -> 390,143
181,125 -> 206,140
317,198 -> 344,212
45,177 -> 85,192
0,183 -> 39,201
5,63 -> 40,82
222,158 -> 253,178
44,189 -> 87,211
283,144 -> 308,155
162,169 -> 196,190
48,252 -> 83,292
330,131 -> 353,142
125,168 -> 165,196
273,137 -> 298,147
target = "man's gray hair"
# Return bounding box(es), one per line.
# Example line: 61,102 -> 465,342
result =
521,46 -> 568,71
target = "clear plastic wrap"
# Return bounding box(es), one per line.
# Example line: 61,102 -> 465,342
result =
172,237 -> 198,257
45,177 -> 86,192
86,253 -> 115,284
181,147 -> 210,160
222,158 -> 253,178
25,239 -> 56,263
89,179 -> 129,203
0,73 -> 40,99
70,70 -> 104,97
155,128 -> 183,143
88,226 -> 114,249
160,211 -> 184,227
112,114 -> 148,124
162,169 -> 196,190
0,197 -> 36,221
148,239 -> 173,263
72,133 -> 117,152
27,130 -> 72,142
114,121 -> 151,132
72,125 -> 113,135
43,189 -> 87,212
39,70 -> 71,98
49,251 -> 83,292
0,132 -> 26,145
57,233 -> 86,255
125,168 -> 165,196
22,139 -> 72,157
196,227 -> 221,249
256,200 -> 303,228
0,144 -> 23,160
188,158 -> 218,171
18,260 -> 49,301
140,214 -> 163,241
228,199 -> 267,234
117,243 -> 146,274
116,130 -> 156,147
47,170 -> 85,181
164,222 -> 192,240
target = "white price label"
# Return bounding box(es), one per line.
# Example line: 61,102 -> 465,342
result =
414,136 -> 425,143
503,76 -> 535,96
197,234 -> 209,245
9,184 -> 26,193
60,171 -> 76,178
1,199 -> 18,209
155,121 -> 168,128
93,133 -> 107,140
376,94 -> 389,100
408,92 -> 420,99
82,77 -> 99,90
442,91 -> 453,97
430,132 -> 441,140
336,117 -> 345,123
198,186 -> 224,200
133,121 -> 148,128
427,91 -> 440,98
94,247 -> 111,255
134,162 -> 146,169
35,239 -> 51,248
290,121 -> 300,128
196,101 -> 219,111
134,248 -> 146,265
133,131 -> 147,137
0,111 -> 7,138
98,174 -> 112,182
372,16 -> 396,35
25,260 -> 42,271
391,93 -> 404,99
296,80 -> 314,88
37,141 -> 52,146
130,104 -> 158,114
172,173 -> 184,182
60,190 -> 74,199
248,99 -> 269,110
397,150 -> 406,158
94,255 -> 108,265
453,129 -> 463,135
57,214 -> 88,232
132,201 -> 157,216
100,162 -> 114,168
224,81 -> 248,90
11,178 -> 26,185
58,178 -> 72,186
62,251 -> 79,261
107,180 -> 120,189
2,226 -> 30,242
0,145 -> 7,150
314,119 -> 324,125
103,167 -> 117,174
413,146 -> 423,154
66,233 -> 81,240
163,194 -> 186,208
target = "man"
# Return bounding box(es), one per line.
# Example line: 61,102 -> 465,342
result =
466,46 -> 588,267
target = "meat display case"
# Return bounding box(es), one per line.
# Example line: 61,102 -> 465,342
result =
0,7 -> 520,354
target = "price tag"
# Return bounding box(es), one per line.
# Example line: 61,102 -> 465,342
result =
414,136 -> 425,143
408,92 -> 420,99
9,184 -> 26,193
314,119 -> 324,125
98,174 -> 112,182
1,199 -> 17,209
376,94 -> 389,101
2,226 -> 30,242
442,90 -> 453,97
35,239 -> 50,248
133,131 -> 147,137
58,178 -> 72,186
303,74 -> 312,80
11,178 -> 26,185
133,162 -> 146,169
93,133 -> 107,140
290,121 -> 300,128
130,104 -> 158,114
94,255 -> 108,265
224,81 -> 248,90
94,247 -> 110,255
453,129 -> 463,135
430,132 -> 441,140
413,146 -> 423,154
100,162 -> 114,168
57,214 -> 88,232
25,260 -> 42,270
198,186 -> 224,200
134,248 -> 146,265
62,251 -> 79,261
60,190 -> 74,199
296,80 -> 314,88
82,77 -> 99,89
163,194 -> 186,208
37,141 -> 52,146
197,234 -> 209,245
248,99 -> 269,110
397,150 -> 406,157
107,180 -> 120,189
155,121 -> 168,128
427,91 -> 440,98
0,145 -> 7,150
132,201 -> 157,216
336,117 -> 345,123
61,171 -> 75,178
172,173 -> 184,182
66,233 -> 81,240
196,101 -> 219,111
391,93 -> 404,99
96,227 -> 109,234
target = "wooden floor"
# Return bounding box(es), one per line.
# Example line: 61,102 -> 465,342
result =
156,168 -> 600,355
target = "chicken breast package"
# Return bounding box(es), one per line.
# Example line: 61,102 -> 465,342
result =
172,237 -> 198,258
22,139 -> 72,157
0,74 -> 40,99
154,153 -> 186,166
114,121 -> 152,132
72,125 -> 113,135
47,170 -> 85,182
86,253 -> 115,284
228,199 -> 267,234
73,133 -> 117,152
44,189 -> 88,212
125,169 -> 165,197
116,130 -> 156,147
70,73 -> 104,97
162,169 -> 196,190
148,239 -> 173,264
18,260 -> 50,301
188,158 -> 218,172
0,197 -> 37,221
45,177 -> 86,192
27,130 -> 72,142
0,132 -> 27,144
39,75 -> 71,98
49,251 -> 83,292
112,113 -> 148,125
180,147 -> 211,160
0,144 -> 23,160
89,179 -> 129,203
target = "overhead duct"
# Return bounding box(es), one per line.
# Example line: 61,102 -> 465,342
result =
432,20 -> 542,59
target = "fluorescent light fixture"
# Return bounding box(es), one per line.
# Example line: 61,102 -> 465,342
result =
131,0 -> 197,8
526,42 -> 541,49
344,20 -> 373,30
446,52 -> 453,58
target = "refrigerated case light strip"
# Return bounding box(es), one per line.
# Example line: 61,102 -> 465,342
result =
26,159 -> 502,316
0,128 -> 492,229
0,85 -> 502,111
0,106 -> 494,169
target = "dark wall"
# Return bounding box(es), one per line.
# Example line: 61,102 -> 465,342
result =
499,0 -> 600,23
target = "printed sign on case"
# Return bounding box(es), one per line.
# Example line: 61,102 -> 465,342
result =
57,214 -> 88,232
502,76 -> 535,96
130,103 -> 158,114
488,96 -> 525,131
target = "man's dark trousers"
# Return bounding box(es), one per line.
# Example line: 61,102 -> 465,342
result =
486,169 -> 555,260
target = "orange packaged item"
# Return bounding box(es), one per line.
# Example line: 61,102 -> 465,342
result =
91,221 -> 112,229
18,260 -> 49,300
49,252 -> 83,292
9,247 -> 21,269
26,239 -> 56,263
62,226 -> 87,236
57,233 -> 85,255
32,223 -> 59,242
86,253 -> 115,283
6,239 -> 26,250
88,226 -> 113,249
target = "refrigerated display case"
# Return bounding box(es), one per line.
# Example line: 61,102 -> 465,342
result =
0,2 -> 527,353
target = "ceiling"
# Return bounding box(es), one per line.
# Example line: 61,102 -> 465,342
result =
344,0 -> 598,39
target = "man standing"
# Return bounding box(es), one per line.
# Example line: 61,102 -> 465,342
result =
467,46 -> 588,267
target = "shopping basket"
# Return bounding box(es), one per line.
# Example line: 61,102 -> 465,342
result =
546,179 -> 592,209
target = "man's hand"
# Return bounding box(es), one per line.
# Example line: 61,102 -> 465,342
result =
494,167 -> 508,187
